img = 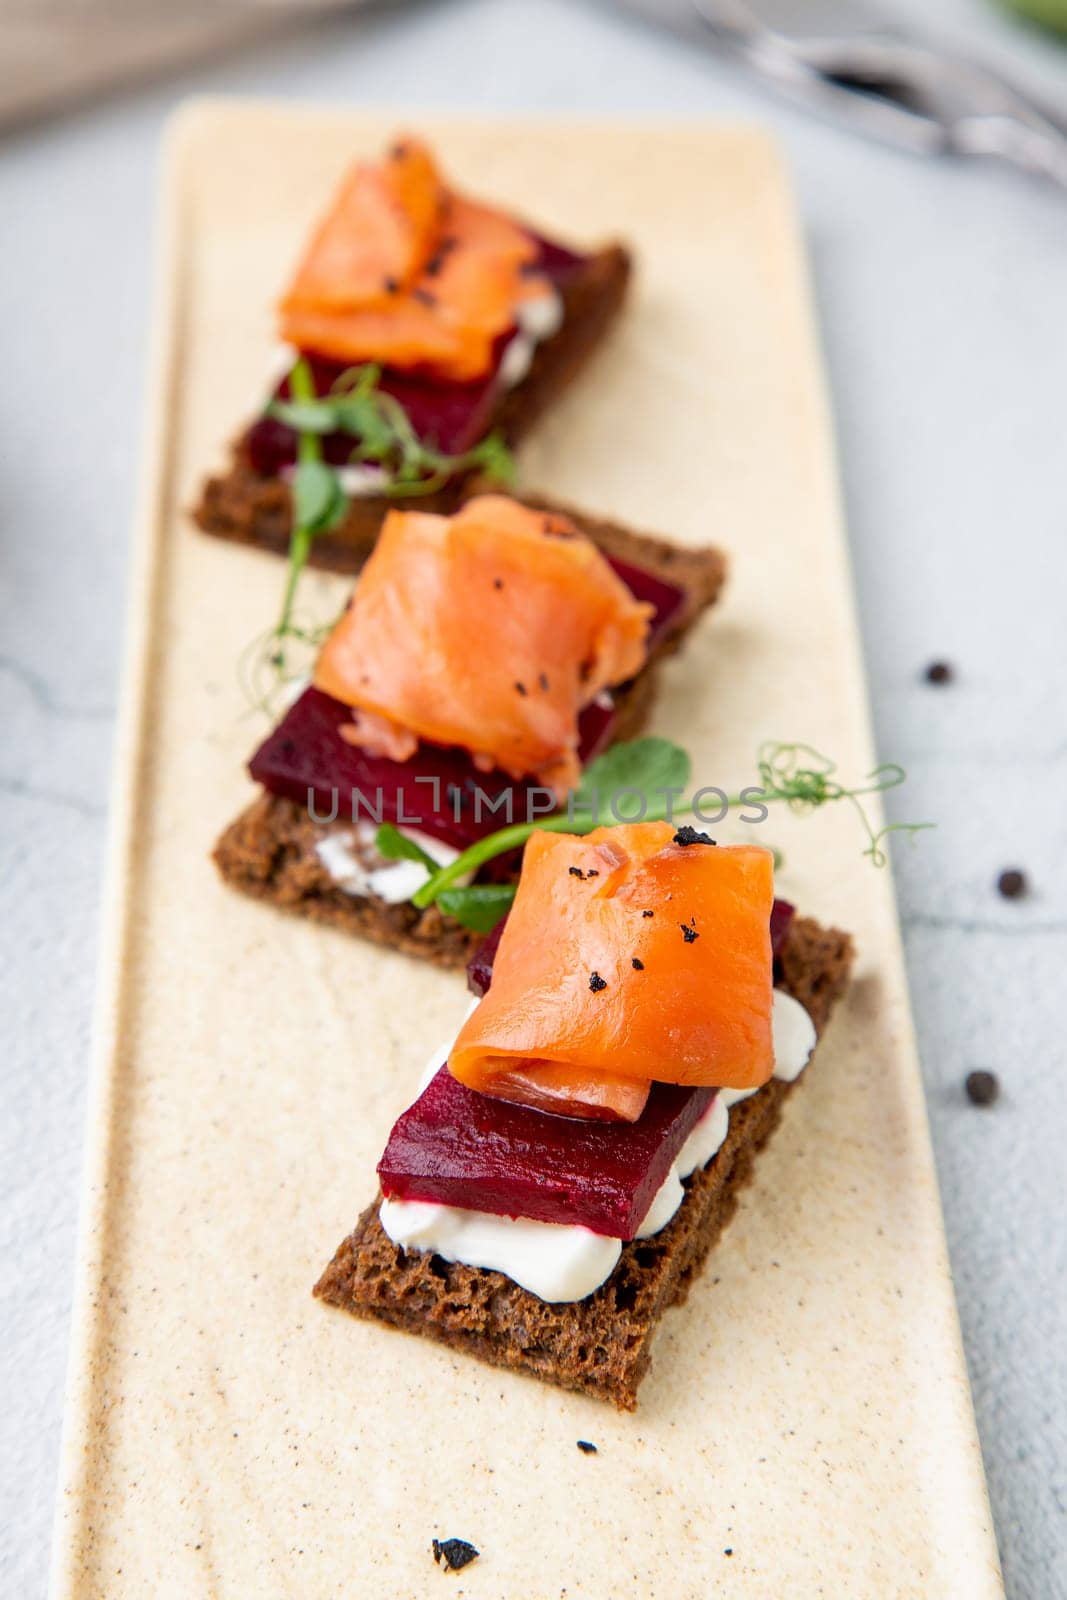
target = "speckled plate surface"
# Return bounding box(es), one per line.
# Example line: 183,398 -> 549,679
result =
49,102 -> 1003,1599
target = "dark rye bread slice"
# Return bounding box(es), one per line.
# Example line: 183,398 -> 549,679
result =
212,508 -> 725,967
212,659 -> 657,971
193,244 -> 631,575
314,915 -> 854,1409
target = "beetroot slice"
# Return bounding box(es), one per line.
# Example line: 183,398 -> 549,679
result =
466,896 -> 797,998
386,897 -> 794,1236
249,686 -> 613,851
248,556 -> 685,851
769,897 -> 795,959
378,1067 -> 713,1238
466,917 -> 507,997
247,231 -> 588,472
247,353 -> 503,472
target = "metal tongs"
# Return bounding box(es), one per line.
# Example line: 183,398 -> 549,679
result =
689,0 -> 1067,189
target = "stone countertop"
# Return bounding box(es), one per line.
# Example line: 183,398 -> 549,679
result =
1,1 -> 1064,1595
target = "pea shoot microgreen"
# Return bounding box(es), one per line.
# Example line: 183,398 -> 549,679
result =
374,822 -> 438,871
267,362 -> 515,500
241,357 -> 515,713
393,736 -> 930,930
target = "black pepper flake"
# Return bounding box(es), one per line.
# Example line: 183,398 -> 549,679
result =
539,672 -> 549,692
631,958 -> 645,971
642,909 -> 654,918
923,660 -> 953,685
997,868 -> 1027,900
673,825 -> 716,847
412,286 -> 437,307
390,141 -> 409,160
493,577 -> 504,590
576,1440 -> 598,1455
423,253 -> 444,277
589,971 -> 608,993
965,1070 -> 999,1107
724,1548 -> 734,1557
587,869 -> 599,878
680,921 -> 700,944
514,680 -> 527,697
432,1538 -> 479,1573
568,865 -> 585,879
541,515 -> 573,539
383,275 -> 399,295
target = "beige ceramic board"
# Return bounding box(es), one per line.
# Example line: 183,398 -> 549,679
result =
50,102 -> 1003,1598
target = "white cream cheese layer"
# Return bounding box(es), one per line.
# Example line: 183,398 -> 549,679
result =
379,989 -> 818,1302
280,460 -> 390,498
634,1093 -> 732,1241
316,823 -> 466,905
379,1196 -> 623,1303
335,464 -> 392,497
771,987 -> 817,1081
496,288 -> 565,389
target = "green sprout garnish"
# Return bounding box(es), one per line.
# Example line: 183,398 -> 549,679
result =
268,361 -> 514,500
241,358 -> 514,712
393,736 -> 931,930
754,742 -> 931,868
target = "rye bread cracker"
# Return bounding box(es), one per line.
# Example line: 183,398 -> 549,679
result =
194,245 -> 632,574
212,505 -> 725,964
314,916 -> 854,1409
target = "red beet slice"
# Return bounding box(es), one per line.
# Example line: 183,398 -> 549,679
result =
466,917 -> 507,997
378,1067 -> 713,1238
247,353 -> 505,471
250,686 -> 615,850
248,556 -> 685,851
247,231 -> 588,472
466,896 -> 796,997
601,554 -> 686,643
769,896 -> 795,958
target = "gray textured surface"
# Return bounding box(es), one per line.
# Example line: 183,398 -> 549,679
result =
1,1 -> 1065,1595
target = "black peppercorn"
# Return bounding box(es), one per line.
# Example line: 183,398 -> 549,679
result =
965,1070 -> 999,1107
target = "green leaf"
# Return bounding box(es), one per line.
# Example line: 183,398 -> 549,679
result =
288,356 -> 318,406
292,460 -> 343,531
438,884 -> 517,932
374,823 -> 438,871
268,398 -> 339,434
471,431 -> 515,486
571,736 -> 692,824
333,361 -> 382,398
278,361 -> 514,493
320,473 -> 349,532
334,396 -> 392,455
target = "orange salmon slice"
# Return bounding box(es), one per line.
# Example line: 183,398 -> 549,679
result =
448,823 -> 776,1121
278,138 -> 552,382
313,496 -> 652,794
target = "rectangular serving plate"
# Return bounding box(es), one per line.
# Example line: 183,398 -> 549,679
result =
49,102 -> 1003,1599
